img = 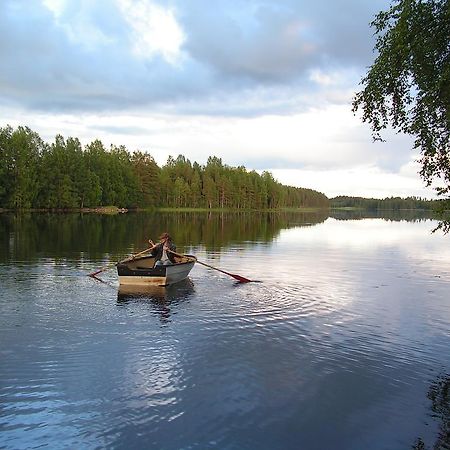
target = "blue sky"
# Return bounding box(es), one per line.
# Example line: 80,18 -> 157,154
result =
0,0 -> 433,198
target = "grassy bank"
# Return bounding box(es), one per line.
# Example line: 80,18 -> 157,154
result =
151,206 -> 329,213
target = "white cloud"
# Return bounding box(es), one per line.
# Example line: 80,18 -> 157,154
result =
270,162 -> 433,199
42,0 -> 115,48
309,69 -> 333,86
42,0 -> 66,17
3,0 -> 436,200
117,0 -> 185,64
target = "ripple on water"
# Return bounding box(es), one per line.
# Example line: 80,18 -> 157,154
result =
1,221 -> 450,450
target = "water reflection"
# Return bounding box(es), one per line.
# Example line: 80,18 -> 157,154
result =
117,279 -> 195,324
330,208 -> 435,222
0,210 -> 329,264
0,209 -> 439,266
0,211 -> 449,449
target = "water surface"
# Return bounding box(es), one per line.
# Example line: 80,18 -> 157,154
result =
0,212 -> 449,449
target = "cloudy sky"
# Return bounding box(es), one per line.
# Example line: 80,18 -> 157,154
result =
0,0 -> 434,198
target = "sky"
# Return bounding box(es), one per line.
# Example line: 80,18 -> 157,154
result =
0,0 -> 435,199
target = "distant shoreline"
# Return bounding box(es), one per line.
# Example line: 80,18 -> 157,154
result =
330,206 -> 436,211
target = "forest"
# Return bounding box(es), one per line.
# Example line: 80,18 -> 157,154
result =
0,125 -> 329,210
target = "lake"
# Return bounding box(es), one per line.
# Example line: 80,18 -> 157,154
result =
0,211 -> 449,450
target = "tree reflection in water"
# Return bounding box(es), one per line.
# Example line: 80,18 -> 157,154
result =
413,374 -> 450,450
2,209 -> 441,265
0,210 -> 329,263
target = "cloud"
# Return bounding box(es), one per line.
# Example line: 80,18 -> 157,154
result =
42,0 -> 121,49
117,0 -> 185,64
1,0 -> 431,199
1,0 -> 203,112
0,0 -> 390,115
177,0 -> 388,82
180,2 -> 318,82
270,163 -> 433,199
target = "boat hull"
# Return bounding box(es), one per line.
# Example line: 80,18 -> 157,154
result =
117,254 -> 196,286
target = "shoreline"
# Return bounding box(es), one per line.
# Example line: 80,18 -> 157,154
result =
0,206 -> 329,214
0,206 -> 444,214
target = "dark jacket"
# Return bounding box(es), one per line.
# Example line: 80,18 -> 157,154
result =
151,241 -> 177,263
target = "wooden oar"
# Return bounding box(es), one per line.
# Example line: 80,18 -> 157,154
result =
87,247 -> 152,277
195,259 -> 253,283
168,250 -> 252,283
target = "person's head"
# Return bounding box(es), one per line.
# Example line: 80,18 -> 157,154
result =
159,232 -> 171,243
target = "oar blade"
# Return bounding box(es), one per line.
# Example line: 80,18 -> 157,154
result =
231,273 -> 252,283
88,269 -> 103,277
89,274 -> 105,282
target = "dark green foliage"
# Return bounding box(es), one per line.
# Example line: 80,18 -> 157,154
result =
131,151 -> 161,207
0,125 -> 329,210
158,155 -> 329,210
433,200 -> 450,233
37,135 -> 80,208
353,0 -> 450,197
0,126 -> 45,209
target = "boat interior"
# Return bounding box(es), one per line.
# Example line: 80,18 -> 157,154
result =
123,254 -> 193,270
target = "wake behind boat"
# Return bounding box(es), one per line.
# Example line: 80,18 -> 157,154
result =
116,253 -> 197,286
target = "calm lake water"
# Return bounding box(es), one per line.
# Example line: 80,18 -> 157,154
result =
0,211 -> 449,450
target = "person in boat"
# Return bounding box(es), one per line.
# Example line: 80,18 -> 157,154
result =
149,232 -> 177,266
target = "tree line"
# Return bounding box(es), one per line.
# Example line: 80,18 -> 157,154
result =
0,125 -> 329,210
331,195 -> 438,211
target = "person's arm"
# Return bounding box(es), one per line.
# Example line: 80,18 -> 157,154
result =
148,240 -> 160,255
167,243 -> 177,262
166,242 -> 176,252
149,239 -> 161,250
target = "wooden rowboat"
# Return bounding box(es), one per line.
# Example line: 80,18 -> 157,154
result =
116,253 -> 196,286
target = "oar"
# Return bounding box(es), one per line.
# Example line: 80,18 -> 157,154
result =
87,247 -> 152,277
168,250 -> 253,283
196,260 -> 253,283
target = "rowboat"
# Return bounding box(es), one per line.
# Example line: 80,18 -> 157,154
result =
116,253 -> 197,286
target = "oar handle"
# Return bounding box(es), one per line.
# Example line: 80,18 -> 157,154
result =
119,246 -> 153,264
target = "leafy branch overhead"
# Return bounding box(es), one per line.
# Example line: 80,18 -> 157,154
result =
352,0 -> 450,196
